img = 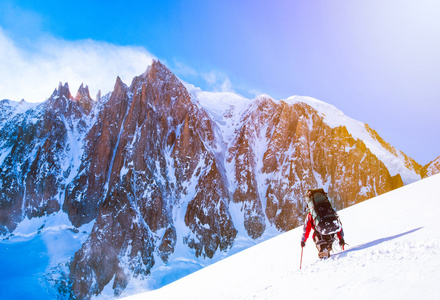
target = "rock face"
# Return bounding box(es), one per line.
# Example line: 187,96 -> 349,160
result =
68,61 -> 237,298
0,83 -> 91,233
0,60 -> 424,299
226,97 -> 407,235
421,156 -> 440,178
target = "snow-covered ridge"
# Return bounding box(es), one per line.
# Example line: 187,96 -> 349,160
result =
123,173 -> 440,300
187,85 -> 250,123
285,95 -> 420,184
190,89 -> 420,185
0,99 -> 39,121
422,155 -> 440,178
186,85 -> 252,147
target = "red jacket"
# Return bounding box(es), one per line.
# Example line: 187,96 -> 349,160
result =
301,212 -> 344,243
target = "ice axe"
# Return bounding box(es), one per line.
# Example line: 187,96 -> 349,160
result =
300,246 -> 304,269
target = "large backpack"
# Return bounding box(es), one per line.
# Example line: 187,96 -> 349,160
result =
305,188 -> 342,235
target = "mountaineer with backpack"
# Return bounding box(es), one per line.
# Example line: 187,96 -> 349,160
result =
300,188 -> 346,259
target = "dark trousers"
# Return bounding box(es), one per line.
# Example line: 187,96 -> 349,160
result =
313,232 -> 335,252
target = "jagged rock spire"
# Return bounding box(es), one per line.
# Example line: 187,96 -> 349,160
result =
75,83 -> 90,99
50,82 -> 73,100
74,83 -> 94,114
96,90 -> 101,102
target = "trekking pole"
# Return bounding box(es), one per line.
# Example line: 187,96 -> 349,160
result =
300,247 -> 304,269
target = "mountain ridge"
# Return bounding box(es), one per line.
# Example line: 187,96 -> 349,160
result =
421,155 -> 440,178
0,60 -> 437,299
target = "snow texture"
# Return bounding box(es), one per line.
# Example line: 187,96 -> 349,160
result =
122,174 -> 440,300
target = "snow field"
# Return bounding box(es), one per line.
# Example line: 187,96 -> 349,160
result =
123,174 -> 440,300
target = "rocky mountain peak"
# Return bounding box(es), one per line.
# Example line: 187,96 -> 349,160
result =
74,83 -> 94,114
421,156 -> 440,178
74,83 -> 91,99
146,59 -> 169,80
96,90 -> 101,102
50,82 -> 73,100
113,76 -> 128,98
129,59 -> 180,92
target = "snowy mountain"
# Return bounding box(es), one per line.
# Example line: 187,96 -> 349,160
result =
122,173 -> 440,300
421,155 -> 440,178
0,60 -> 434,299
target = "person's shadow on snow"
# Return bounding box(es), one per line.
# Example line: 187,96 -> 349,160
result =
333,227 -> 423,258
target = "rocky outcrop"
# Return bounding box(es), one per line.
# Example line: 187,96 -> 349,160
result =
227,98 -> 405,234
74,83 -> 94,114
0,84 -> 92,234
68,61 -> 237,298
63,77 -> 129,228
421,156 -> 440,178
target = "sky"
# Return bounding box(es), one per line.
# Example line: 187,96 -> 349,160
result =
0,0 -> 439,165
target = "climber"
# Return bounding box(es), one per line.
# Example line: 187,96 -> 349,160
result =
301,211 -> 345,258
300,189 -> 346,258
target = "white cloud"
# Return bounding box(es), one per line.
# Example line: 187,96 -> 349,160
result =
220,77 -> 233,93
0,26 -> 252,104
199,70 -> 262,98
201,72 -> 218,86
200,71 -> 236,94
0,27 -> 155,102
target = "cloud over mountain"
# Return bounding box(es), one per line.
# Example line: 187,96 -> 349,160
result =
0,27 -> 155,102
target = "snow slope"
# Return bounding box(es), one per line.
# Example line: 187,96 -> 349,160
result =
122,173 -> 440,300
0,212 -> 94,299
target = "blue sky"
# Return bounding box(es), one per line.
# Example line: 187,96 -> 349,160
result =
1,0 -> 439,165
